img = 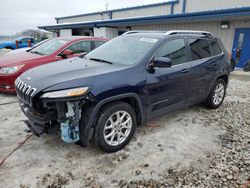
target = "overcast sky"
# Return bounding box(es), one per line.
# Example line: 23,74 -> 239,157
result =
0,0 -> 166,35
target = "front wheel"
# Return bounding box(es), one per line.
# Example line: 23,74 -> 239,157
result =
204,79 -> 226,109
95,102 -> 137,152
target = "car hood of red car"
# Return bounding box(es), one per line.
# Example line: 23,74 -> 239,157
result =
0,51 -> 45,67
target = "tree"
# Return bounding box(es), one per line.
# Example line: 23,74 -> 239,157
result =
16,29 -> 48,42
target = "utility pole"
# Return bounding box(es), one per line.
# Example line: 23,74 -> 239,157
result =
105,3 -> 109,11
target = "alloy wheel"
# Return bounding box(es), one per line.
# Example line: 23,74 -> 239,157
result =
103,111 -> 132,146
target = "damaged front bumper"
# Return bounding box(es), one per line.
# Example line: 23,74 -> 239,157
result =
19,100 -> 58,136
18,94 -> 96,144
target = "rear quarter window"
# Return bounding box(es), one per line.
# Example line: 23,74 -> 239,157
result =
188,39 -> 211,61
210,40 -> 223,55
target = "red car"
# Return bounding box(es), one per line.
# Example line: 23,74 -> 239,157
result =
0,36 -> 108,93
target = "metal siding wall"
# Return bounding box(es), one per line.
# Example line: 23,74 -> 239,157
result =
60,29 -> 72,37
131,19 -> 250,53
106,27 -> 118,38
94,27 -> 118,38
112,6 -> 171,19
174,0 -> 184,13
58,4 -> 174,24
58,14 -> 103,24
186,0 -> 250,12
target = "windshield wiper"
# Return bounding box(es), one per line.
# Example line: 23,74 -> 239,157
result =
89,58 -> 113,64
30,51 -> 44,55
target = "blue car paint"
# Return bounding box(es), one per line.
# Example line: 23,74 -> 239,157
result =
0,36 -> 35,50
16,32 -> 230,143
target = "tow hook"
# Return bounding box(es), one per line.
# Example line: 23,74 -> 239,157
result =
60,102 -> 81,143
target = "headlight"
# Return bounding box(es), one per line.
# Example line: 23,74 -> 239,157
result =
0,65 -> 24,74
40,87 -> 89,99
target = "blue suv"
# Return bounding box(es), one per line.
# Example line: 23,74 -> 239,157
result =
15,30 -> 230,152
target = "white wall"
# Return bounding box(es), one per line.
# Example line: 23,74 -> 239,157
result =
112,4 -> 172,19
186,0 -> 250,12
57,2 -> 176,24
57,0 -> 250,24
60,29 -> 72,37
94,27 -> 118,39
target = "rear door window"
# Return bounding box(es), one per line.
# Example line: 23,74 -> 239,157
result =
67,41 -> 91,54
94,41 -> 106,48
210,40 -> 222,55
188,39 -> 211,61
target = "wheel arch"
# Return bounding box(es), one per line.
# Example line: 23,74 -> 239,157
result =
80,93 -> 145,146
5,46 -> 14,50
217,74 -> 229,86
88,93 -> 145,129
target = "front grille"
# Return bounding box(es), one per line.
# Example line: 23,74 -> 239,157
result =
15,78 -> 37,105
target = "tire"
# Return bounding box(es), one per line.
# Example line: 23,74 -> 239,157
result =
5,46 -> 14,50
204,79 -> 226,109
230,59 -> 235,72
95,102 -> 137,152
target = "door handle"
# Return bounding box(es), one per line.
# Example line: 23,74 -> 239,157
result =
181,69 -> 189,73
210,62 -> 217,67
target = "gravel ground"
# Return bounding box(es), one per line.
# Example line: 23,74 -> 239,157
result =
0,49 -> 11,56
0,77 -> 249,188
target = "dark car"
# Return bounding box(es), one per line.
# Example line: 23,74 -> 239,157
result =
15,30 -> 230,152
0,36 -> 108,93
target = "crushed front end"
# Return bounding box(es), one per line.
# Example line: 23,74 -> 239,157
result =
15,78 -> 95,144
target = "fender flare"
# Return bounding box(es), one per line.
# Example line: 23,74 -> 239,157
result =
82,93 -> 145,145
88,93 -> 145,129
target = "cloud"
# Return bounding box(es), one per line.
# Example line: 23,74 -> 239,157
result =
0,0 -> 166,35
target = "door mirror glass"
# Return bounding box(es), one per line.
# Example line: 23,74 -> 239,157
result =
60,49 -> 74,57
152,57 -> 172,68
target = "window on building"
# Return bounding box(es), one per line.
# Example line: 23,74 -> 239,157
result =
155,39 -> 187,66
210,40 -> 222,55
67,41 -> 91,54
189,39 -> 211,61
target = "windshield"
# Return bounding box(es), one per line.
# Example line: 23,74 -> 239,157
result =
86,36 -> 158,65
30,38 -> 69,55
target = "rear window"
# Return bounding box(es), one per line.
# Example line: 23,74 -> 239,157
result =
189,39 -> 211,61
210,40 -> 222,55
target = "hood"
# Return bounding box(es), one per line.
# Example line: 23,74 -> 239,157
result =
18,57 -> 128,95
0,41 -> 13,46
7,47 -> 31,55
0,51 -> 42,67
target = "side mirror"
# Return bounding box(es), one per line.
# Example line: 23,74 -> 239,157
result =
60,49 -> 74,58
151,57 -> 172,68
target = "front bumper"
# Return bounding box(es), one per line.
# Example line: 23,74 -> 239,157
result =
18,96 -> 58,136
0,73 -> 19,93
19,101 -> 56,125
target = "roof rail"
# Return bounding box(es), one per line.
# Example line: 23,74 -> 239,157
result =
164,30 -> 213,36
123,30 -> 165,35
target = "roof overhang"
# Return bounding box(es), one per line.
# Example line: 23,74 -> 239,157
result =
39,7 -> 250,31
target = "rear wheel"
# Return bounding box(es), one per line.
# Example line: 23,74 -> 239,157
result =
204,79 -> 226,109
95,102 -> 136,152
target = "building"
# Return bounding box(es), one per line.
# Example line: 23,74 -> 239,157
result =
39,0 -> 250,68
